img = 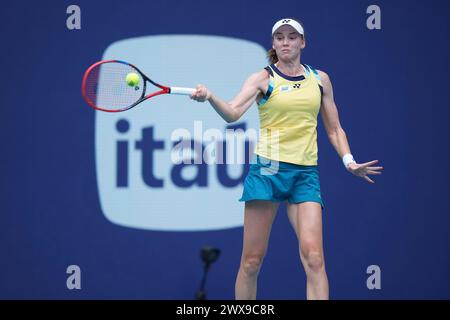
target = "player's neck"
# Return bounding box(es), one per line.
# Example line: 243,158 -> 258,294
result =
275,60 -> 304,77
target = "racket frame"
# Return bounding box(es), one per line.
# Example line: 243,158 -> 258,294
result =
81,60 -> 189,112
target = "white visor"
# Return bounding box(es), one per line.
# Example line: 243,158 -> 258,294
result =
271,18 -> 304,36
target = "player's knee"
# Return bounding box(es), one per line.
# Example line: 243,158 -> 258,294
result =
241,255 -> 264,276
303,249 -> 324,272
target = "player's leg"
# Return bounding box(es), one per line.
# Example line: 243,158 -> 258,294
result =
235,200 -> 279,300
287,201 -> 329,300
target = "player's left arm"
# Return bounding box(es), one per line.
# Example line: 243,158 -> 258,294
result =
318,70 -> 383,183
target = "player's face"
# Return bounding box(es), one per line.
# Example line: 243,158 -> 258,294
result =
272,25 -> 305,61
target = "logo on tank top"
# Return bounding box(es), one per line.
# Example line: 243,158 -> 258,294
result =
280,83 -> 301,92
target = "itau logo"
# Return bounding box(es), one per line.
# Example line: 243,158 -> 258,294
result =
96,35 -> 266,231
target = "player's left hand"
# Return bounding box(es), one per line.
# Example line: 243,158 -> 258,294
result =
347,160 -> 383,184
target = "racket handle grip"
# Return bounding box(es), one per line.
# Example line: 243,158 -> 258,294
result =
170,87 -> 196,95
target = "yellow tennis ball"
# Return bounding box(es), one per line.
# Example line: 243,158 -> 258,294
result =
126,72 -> 140,87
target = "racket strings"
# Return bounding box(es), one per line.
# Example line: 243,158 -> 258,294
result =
84,62 -> 144,111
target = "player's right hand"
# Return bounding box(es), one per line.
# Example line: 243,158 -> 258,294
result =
190,84 -> 212,102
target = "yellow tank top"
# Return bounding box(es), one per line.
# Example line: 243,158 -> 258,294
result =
255,64 -> 323,166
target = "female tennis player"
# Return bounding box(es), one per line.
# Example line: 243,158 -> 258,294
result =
190,18 -> 383,300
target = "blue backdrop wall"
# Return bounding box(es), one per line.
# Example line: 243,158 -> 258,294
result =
1,0 -> 449,299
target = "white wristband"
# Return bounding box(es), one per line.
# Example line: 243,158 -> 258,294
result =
342,154 -> 356,168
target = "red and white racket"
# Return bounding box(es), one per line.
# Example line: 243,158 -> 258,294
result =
81,60 -> 196,112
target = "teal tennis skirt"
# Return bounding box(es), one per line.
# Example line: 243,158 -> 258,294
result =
239,155 -> 324,208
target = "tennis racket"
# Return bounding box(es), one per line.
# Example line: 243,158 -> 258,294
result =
81,60 -> 196,112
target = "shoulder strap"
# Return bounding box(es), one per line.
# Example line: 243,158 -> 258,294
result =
259,66 -> 274,106
303,64 -> 323,95
304,64 -> 321,81
264,66 -> 274,77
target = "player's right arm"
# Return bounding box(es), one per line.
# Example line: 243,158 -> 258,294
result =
191,70 -> 269,123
